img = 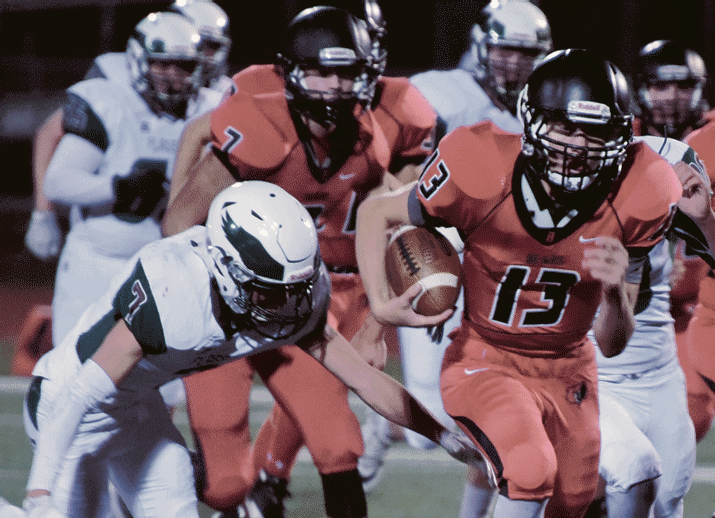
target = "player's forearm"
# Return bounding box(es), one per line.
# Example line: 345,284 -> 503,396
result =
355,186 -> 412,316
162,150 -> 234,236
26,360 -> 117,493
43,135 -> 110,205
168,112 -> 212,206
592,282 -> 637,357
32,109 -> 64,211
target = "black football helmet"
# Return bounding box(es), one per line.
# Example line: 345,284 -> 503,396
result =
278,6 -> 376,129
634,40 -> 708,139
278,6 -> 377,181
518,49 -> 633,198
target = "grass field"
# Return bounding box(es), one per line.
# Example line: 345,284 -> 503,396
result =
1,374 -> 714,518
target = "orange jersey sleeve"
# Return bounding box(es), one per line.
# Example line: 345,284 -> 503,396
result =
372,77 -> 437,171
211,90 -> 295,173
685,119 -> 715,202
608,141 -> 681,250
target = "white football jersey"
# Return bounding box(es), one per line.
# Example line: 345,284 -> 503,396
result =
33,226 -> 332,393
410,68 -> 523,135
86,52 -> 130,84
593,136 -> 701,375
61,77 -> 221,258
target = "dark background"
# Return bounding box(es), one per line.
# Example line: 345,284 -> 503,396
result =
0,0 -> 713,339
1,0 -> 715,196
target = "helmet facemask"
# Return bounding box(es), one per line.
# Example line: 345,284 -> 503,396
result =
635,40 -> 708,140
146,57 -> 202,116
520,93 -> 632,201
485,44 -> 544,113
639,77 -> 704,139
126,12 -> 203,119
284,58 -> 375,130
210,243 -> 317,340
469,2 -> 552,114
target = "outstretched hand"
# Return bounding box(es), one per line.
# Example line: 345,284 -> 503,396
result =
675,160 -> 714,223
438,430 -> 499,488
372,283 -> 454,328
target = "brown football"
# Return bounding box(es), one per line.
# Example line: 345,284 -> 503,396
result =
385,225 -> 462,316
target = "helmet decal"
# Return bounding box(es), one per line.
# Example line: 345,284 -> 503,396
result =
221,212 -> 285,282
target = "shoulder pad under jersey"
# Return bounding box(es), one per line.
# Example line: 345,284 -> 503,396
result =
375,76 -> 436,130
64,78 -> 129,151
89,52 -> 130,84
130,229 -> 214,353
231,64 -> 284,95
211,90 -> 295,171
432,122 -> 521,200
611,141 -> 681,231
686,119 -> 715,186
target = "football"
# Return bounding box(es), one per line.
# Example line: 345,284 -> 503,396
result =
385,225 -> 462,316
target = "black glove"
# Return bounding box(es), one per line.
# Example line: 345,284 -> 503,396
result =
112,159 -> 168,222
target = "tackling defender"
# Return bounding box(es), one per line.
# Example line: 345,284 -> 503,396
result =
20,181 -> 478,518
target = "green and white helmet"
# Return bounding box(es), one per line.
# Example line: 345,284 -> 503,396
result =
170,1 -> 231,88
205,181 -> 321,339
126,12 -> 203,115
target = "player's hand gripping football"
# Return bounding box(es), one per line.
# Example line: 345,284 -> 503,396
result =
374,283 -> 454,328
581,236 -> 628,292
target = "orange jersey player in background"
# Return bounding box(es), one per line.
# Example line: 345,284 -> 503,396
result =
161,6 -> 437,518
684,120 -> 715,443
355,49 -> 684,518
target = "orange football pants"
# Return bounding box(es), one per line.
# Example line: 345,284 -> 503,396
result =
184,272 -> 367,510
440,325 -> 600,518
684,275 -> 715,441
251,272 -> 372,479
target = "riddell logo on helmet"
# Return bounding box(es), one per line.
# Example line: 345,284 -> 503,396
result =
287,268 -> 314,282
567,101 -> 611,121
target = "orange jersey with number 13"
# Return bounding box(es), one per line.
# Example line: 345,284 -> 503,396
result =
417,122 -> 681,355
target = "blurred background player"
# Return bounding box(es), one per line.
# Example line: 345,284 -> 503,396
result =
357,2 -> 552,513
584,135 -> 715,518
579,39 -> 715,518
161,5 -> 439,517
632,39 -> 715,450
44,11 -> 221,350
23,0 -> 233,265
355,48 -> 686,518
169,0 -> 234,96
633,39 -> 710,141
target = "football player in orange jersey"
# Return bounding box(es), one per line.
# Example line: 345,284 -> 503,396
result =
162,6 -> 440,518
684,119 -> 715,449
355,49 -> 692,518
